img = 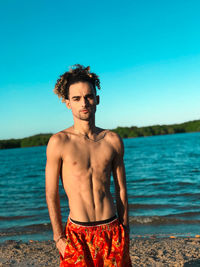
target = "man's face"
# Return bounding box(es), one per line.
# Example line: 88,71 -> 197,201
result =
66,81 -> 99,121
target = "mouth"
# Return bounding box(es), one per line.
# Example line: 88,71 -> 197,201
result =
80,109 -> 89,113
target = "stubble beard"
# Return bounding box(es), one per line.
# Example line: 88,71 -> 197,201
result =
78,106 -> 96,121
78,112 -> 94,121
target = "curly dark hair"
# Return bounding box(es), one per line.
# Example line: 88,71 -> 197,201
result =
54,64 -> 101,102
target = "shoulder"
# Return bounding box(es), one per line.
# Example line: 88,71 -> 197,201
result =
46,127 -> 72,156
47,132 -> 66,147
48,126 -> 73,145
105,130 -> 124,154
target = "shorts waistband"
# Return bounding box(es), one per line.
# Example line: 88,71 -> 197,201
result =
69,215 -> 117,227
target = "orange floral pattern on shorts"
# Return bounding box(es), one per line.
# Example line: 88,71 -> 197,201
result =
59,217 -> 132,267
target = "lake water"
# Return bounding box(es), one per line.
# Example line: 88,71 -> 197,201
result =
0,132 -> 200,242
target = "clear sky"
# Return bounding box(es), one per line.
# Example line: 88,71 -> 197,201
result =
0,0 -> 200,139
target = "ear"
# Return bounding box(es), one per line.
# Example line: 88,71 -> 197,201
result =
66,99 -> 71,109
96,95 -> 100,105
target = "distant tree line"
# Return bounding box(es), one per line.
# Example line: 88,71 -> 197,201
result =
0,134 -> 52,149
112,119 -> 200,138
0,120 -> 200,149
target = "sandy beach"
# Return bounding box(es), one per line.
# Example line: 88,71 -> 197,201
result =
1,237 -> 200,266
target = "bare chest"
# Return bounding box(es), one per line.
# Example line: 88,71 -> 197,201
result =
62,139 -> 115,174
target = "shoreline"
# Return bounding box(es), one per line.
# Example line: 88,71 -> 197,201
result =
1,237 -> 200,266
1,125 -> 199,150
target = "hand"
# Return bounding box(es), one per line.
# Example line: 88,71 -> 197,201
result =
122,225 -> 130,252
122,224 -> 130,235
56,237 -> 68,258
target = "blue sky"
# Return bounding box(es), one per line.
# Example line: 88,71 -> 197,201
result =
0,0 -> 200,139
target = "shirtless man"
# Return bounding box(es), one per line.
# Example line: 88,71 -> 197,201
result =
45,65 -> 132,266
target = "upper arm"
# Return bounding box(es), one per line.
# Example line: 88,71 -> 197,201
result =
110,133 -> 126,192
45,134 -> 63,197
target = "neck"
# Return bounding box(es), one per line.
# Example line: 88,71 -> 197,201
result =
73,116 -> 96,136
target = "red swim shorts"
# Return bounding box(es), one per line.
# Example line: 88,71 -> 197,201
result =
59,216 -> 132,267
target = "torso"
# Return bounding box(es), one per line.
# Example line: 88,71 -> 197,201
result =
57,127 -> 117,222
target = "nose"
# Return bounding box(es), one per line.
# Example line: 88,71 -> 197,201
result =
81,97 -> 89,107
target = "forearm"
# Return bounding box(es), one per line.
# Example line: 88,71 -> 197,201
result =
116,189 -> 129,228
46,193 -> 64,241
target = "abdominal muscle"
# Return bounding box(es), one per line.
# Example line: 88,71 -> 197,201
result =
62,172 -> 116,222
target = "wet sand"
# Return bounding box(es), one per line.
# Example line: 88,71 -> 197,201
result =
1,237 -> 200,266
